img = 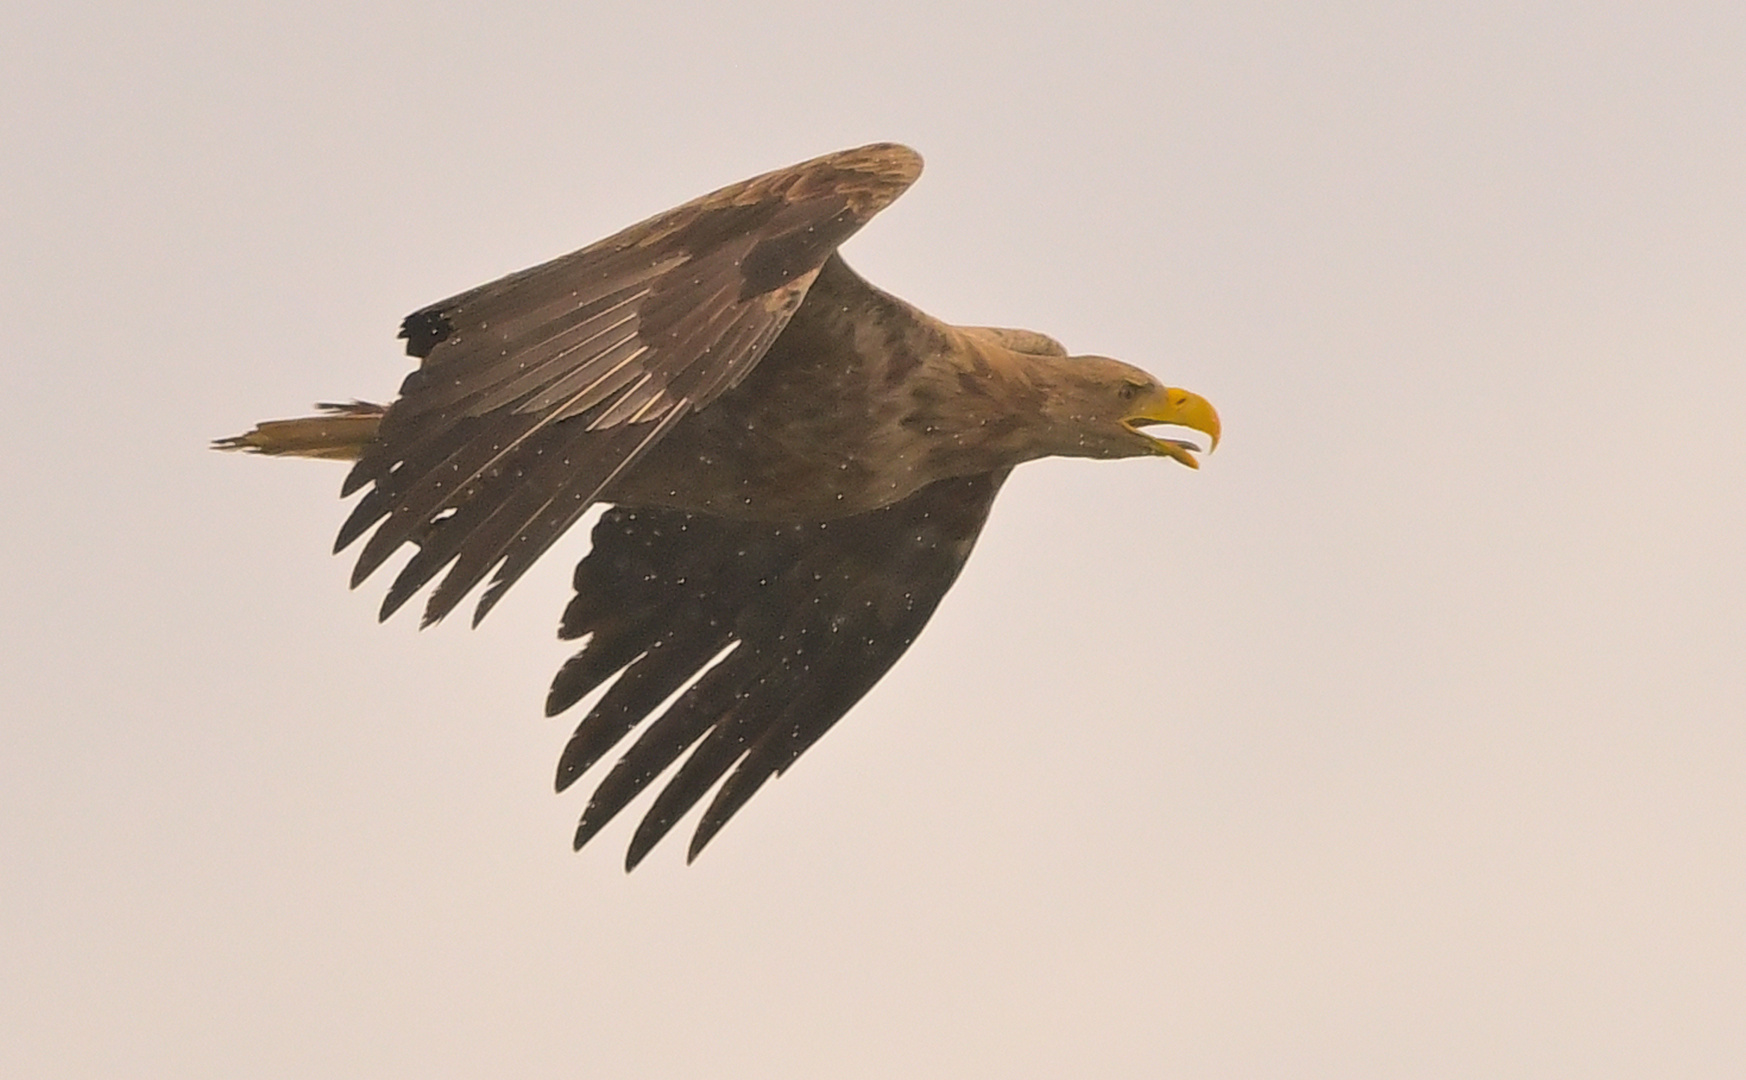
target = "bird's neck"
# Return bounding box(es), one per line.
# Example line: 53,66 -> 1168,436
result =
912,335 -> 1112,473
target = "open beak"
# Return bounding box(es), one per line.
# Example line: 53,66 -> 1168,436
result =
1125,387 -> 1221,468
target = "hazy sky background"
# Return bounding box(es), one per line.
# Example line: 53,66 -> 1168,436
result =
4,2 -> 1743,1076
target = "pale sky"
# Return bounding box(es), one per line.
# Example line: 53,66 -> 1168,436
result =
4,2 -> 1744,1076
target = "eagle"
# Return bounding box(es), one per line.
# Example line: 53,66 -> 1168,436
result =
217,143 -> 1221,870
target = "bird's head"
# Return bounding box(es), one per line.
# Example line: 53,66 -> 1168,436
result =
1040,356 -> 1221,467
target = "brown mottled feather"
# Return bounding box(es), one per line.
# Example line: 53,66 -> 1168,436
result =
339,144 -> 924,625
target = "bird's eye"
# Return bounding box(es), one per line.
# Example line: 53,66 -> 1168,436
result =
1118,381 -> 1145,401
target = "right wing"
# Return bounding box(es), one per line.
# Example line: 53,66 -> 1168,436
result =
546,470 -> 1012,870
337,144 -> 924,626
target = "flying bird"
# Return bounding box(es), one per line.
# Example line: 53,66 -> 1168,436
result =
217,143 -> 1220,870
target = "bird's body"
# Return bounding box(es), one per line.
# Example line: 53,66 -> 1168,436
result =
607,256 -> 1142,520
218,143 -> 1219,868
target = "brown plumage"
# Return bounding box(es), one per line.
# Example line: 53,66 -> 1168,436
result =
217,144 -> 1220,869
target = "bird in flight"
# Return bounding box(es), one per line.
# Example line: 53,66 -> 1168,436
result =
217,143 -> 1220,870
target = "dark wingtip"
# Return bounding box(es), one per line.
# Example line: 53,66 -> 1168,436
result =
375,566 -> 432,624
626,804 -> 686,871
624,843 -> 650,874
377,588 -> 411,624
554,735 -> 589,792
417,586 -> 461,629
471,581 -> 508,628
572,804 -> 610,855
340,458 -> 373,498
687,812 -> 728,864
335,502 -> 380,556
415,565 -> 471,628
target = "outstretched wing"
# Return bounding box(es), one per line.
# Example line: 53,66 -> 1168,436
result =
338,143 -> 924,626
548,470 -> 1011,870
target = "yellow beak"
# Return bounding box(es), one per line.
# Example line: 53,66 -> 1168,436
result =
1126,387 -> 1221,468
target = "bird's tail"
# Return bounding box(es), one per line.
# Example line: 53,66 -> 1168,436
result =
212,401 -> 385,461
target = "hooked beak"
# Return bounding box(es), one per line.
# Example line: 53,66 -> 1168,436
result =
1124,387 -> 1221,468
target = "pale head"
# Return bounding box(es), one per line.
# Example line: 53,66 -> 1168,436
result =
1034,355 -> 1222,467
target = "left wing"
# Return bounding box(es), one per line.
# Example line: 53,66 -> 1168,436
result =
548,470 -> 1011,870
337,144 -> 923,626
